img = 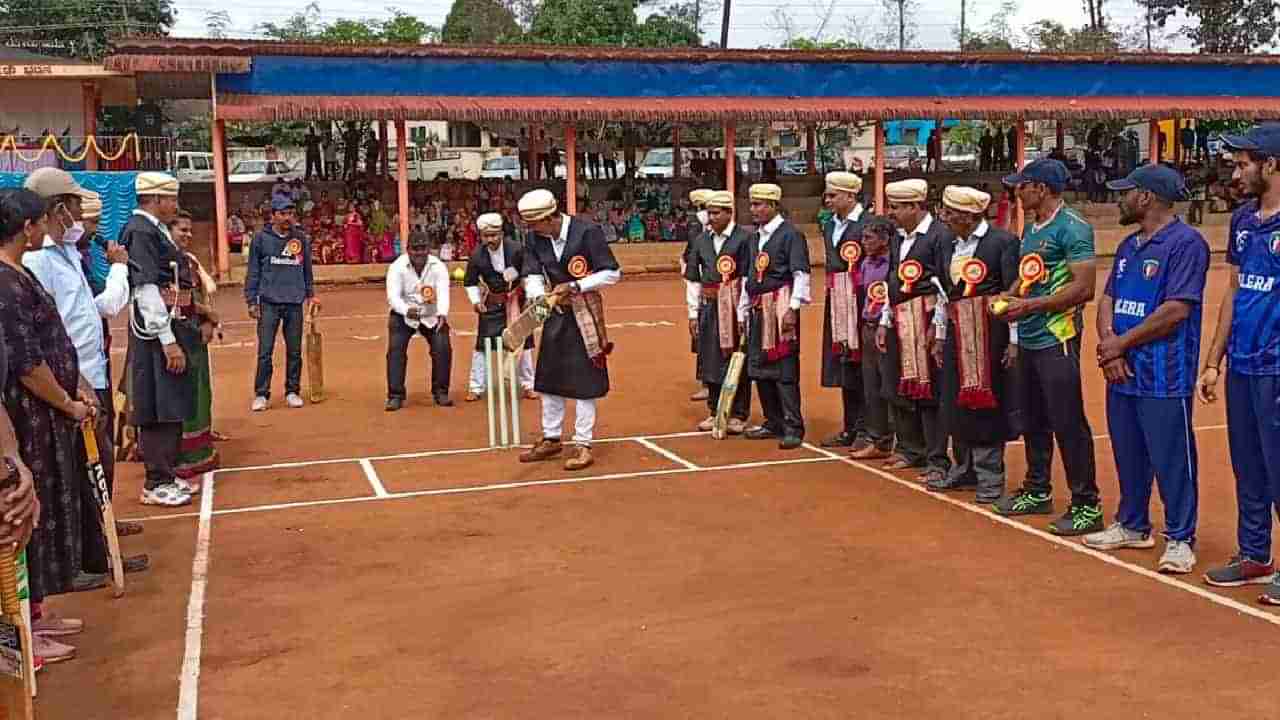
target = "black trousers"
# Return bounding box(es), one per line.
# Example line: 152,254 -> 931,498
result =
305,152 -> 323,180
386,313 -> 452,400
255,302 -> 304,399
757,380 -> 803,438
140,422 -> 182,491
840,385 -> 866,437
1017,337 -> 1100,506
587,153 -> 601,179
893,403 -> 949,472
707,378 -> 752,421
94,388 -> 116,496
859,323 -> 893,446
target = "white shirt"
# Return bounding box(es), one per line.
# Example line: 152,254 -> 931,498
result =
130,208 -> 180,346
523,215 -> 622,299
386,253 -> 451,329
736,214 -> 811,322
685,222 -> 736,319
464,245 -> 520,306
832,205 -> 865,246
880,213 -> 942,328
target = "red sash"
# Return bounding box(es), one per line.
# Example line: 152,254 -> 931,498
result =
826,254 -> 861,362
893,295 -> 936,400
751,285 -> 796,362
702,279 -> 741,353
948,295 -> 998,410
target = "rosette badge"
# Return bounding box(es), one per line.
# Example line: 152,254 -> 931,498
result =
420,285 -> 437,304
567,255 -> 589,280
1017,253 -> 1046,297
898,259 -> 924,294
840,242 -> 862,266
960,258 -> 988,298
716,255 -> 737,282
284,239 -> 303,257
754,252 -> 770,282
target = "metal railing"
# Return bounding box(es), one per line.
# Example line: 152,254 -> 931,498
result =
0,134 -> 174,173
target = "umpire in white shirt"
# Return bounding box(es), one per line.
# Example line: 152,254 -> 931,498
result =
385,230 -> 453,411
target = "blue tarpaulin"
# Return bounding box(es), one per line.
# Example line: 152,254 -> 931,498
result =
0,172 -> 138,246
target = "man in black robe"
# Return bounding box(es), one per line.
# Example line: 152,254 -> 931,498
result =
685,190 -> 753,434
464,213 -> 536,402
738,183 -> 811,450
517,190 -> 621,471
685,188 -> 713,403
819,171 -> 871,450
123,172 -> 198,507
875,178 -> 953,484
929,185 -> 1020,503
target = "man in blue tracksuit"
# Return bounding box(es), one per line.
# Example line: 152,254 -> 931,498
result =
1198,124 -> 1280,604
1088,165 -> 1208,575
245,197 -> 316,411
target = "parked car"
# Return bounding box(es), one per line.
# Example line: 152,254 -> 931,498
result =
942,143 -> 978,172
228,159 -> 299,183
478,154 -> 565,179
883,145 -> 924,172
173,151 -> 215,183
639,148 -> 693,179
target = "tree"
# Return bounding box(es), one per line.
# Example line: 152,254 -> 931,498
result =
528,0 -> 637,45
442,0 -> 522,44
257,2 -> 325,40
0,0 -> 175,61
258,3 -> 438,44
205,10 -> 232,39
874,0 -> 920,50
380,11 -> 440,44
1024,19 -> 1121,52
630,14 -> 701,46
957,0 -> 1019,51
1083,0 -> 1108,31
1177,0 -> 1280,54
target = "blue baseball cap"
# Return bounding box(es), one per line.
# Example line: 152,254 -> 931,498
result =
270,197 -> 295,212
1106,164 -> 1189,203
1003,158 -> 1070,194
1219,123 -> 1280,156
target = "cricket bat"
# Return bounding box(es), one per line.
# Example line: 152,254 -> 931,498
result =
82,424 -> 124,598
305,303 -> 325,403
0,463 -> 34,720
712,332 -> 749,440
501,293 -> 560,353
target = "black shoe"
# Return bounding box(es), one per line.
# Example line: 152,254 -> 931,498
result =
434,396 -> 454,407
745,426 -> 778,440
123,554 -> 150,574
779,435 -> 803,450
385,398 -> 403,412
1048,504 -> 1105,536
993,490 -> 1053,517
927,473 -> 978,493
819,431 -> 855,448
70,572 -> 108,593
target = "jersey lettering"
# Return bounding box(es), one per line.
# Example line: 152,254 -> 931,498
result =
1239,273 -> 1276,293
1114,299 -> 1147,317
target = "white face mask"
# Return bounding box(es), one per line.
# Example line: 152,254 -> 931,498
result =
60,221 -> 85,246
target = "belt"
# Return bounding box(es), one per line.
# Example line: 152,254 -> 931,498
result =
483,292 -> 511,309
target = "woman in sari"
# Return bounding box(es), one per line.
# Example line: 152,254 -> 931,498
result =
342,203 -> 365,264
170,211 -> 220,482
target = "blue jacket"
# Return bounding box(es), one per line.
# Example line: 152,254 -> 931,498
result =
245,224 -> 314,306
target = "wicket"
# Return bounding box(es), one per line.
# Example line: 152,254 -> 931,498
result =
484,337 -> 521,448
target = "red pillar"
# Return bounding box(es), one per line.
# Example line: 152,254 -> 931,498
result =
530,126 -> 541,182
1172,117 -> 1182,166
1055,121 -> 1065,154
874,121 -> 885,214
1149,119 -> 1160,164
211,118 -> 230,278
724,123 -> 737,199
82,81 -> 99,171
565,125 -> 578,215
380,121 -> 390,180
396,119 -> 410,247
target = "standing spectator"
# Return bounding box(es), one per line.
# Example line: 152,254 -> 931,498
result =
1090,165 -> 1207,574
365,128 -> 381,180
602,135 -> 617,180
852,218 -> 897,460
1179,122 -> 1196,167
304,126 -> 323,181
246,197 -> 316,412
586,134 -> 601,180
384,231 -> 453,410
0,188 -> 102,665
979,128 -> 994,172
992,125 -> 1006,171
1005,125 -> 1017,171
1195,122 -> 1210,163
517,128 -> 530,180
995,159 -> 1104,536
323,128 -> 338,181
170,211 -> 221,479
343,124 -> 361,181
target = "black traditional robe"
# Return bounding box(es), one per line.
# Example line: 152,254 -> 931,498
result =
685,224 -> 752,384
820,208 -> 871,389
520,216 -> 620,400
938,223 -> 1021,446
463,239 -> 532,352
744,219 -> 810,382
884,215 -> 953,409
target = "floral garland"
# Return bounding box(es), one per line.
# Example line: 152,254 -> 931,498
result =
0,133 -> 140,164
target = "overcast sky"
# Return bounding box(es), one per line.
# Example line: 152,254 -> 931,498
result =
168,0 -> 1191,51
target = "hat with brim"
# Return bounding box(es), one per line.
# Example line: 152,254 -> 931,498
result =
705,190 -> 734,210
518,189 -> 558,222
689,189 -> 714,208
1106,164 -> 1189,203
885,178 -> 928,204
825,171 -> 863,195
749,183 -> 782,202
24,167 -> 91,200
271,197 -> 295,212
81,190 -> 102,219
476,212 -> 503,232
136,172 -> 180,197
1220,123 -> 1280,156
942,185 -> 990,214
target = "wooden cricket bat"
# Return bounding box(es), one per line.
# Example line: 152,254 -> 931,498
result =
501,293 -> 559,353
712,332 -> 749,440
305,303 -> 325,403
0,464 -> 34,720
82,424 -> 124,598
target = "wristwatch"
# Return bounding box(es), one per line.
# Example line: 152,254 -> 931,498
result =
570,281 -> 582,295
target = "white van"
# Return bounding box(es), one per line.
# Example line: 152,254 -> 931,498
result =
174,152 -> 215,184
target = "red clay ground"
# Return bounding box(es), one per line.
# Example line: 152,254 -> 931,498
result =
32,262 -> 1279,719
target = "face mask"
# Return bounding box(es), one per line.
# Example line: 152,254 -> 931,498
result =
61,221 -> 85,247
697,210 -> 709,226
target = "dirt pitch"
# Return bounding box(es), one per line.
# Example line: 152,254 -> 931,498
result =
34,264 -> 1280,719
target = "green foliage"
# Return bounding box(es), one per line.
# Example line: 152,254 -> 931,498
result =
442,0 -> 522,44
1175,0 -> 1280,54
258,3 -> 438,44
0,0 -> 175,61
784,37 -> 866,50
1023,19 -> 1121,52
958,0 -> 1019,52
526,0 -> 701,47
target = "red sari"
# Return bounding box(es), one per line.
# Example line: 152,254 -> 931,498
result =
343,212 -> 365,264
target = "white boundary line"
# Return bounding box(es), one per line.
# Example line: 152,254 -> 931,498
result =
176,473 -> 216,720
359,459 -> 389,498
800,442 -> 1280,628
633,437 -> 702,470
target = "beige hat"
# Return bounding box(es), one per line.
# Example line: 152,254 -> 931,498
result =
23,167 -> 89,200
885,178 -> 928,204
476,212 -> 503,232
688,188 -> 714,208
749,183 -> 783,202
942,185 -> 991,214
517,189 -> 557,222
705,190 -> 734,210
825,171 -> 863,195
136,172 -> 179,197
81,190 -> 102,220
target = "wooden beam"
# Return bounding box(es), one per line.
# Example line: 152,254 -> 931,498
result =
380,121 -> 390,179
806,125 -> 817,175
211,118 -> 230,279
396,119 -> 410,248
566,125 -> 578,215
1055,120 -> 1065,153
874,121 -> 885,214
1014,120 -> 1026,238
724,123 -> 737,200
1149,119 -> 1161,164
672,125 -> 682,180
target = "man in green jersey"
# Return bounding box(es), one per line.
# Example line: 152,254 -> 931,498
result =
994,159 -> 1104,536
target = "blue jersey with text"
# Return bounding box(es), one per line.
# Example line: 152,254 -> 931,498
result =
1227,201 -> 1280,376
1104,218 -> 1209,397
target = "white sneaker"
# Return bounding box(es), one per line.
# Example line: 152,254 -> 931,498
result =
174,478 -> 202,496
1158,540 -> 1196,574
139,484 -> 193,507
286,393 -> 304,409
1082,522 -> 1155,551
251,396 -> 269,412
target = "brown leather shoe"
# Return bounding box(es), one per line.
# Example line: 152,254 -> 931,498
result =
465,392 -> 481,403
564,444 -> 594,471
851,443 -> 893,460
519,438 -> 563,463
522,389 -> 539,400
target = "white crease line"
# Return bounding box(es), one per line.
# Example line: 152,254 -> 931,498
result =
1007,423 -> 1228,446
801,443 -> 1280,628
633,437 -> 702,470
176,473 -> 216,720
122,455 -> 840,522
359,459 -> 388,498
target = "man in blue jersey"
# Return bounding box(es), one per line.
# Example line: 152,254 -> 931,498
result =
1198,124 -> 1280,603
1088,165 -> 1208,574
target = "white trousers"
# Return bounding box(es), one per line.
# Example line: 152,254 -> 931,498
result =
541,394 -> 597,446
468,349 -> 534,393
